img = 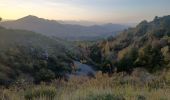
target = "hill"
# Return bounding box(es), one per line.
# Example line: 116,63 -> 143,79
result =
0,26 -> 81,85
0,16 -> 170,100
0,15 -> 127,40
87,15 -> 170,73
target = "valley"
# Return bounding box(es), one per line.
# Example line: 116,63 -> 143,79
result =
0,15 -> 170,100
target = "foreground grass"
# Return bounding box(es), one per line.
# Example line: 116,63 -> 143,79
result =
0,69 -> 170,100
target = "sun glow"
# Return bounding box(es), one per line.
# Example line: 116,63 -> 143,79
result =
0,0 -> 170,23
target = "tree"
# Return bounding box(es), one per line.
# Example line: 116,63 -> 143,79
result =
35,69 -> 55,83
154,16 -> 159,21
135,45 -> 164,72
0,17 -> 2,22
90,45 -> 102,63
116,48 -> 138,73
161,46 -> 170,67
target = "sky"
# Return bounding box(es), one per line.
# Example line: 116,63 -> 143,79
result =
0,0 -> 170,24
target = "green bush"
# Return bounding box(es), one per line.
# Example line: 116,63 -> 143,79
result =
35,69 -> 55,82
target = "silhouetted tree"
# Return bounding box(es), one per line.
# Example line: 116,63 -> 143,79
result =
154,16 -> 159,21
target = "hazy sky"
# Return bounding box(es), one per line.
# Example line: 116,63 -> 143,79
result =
0,0 -> 170,23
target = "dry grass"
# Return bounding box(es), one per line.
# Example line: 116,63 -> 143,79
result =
0,69 -> 170,100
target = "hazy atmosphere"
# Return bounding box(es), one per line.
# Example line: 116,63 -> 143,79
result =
0,0 -> 170,23
0,0 -> 170,100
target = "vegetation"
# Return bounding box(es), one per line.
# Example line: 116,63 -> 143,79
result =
0,69 -> 170,100
0,27 -> 81,85
0,15 -> 170,99
87,15 -> 170,73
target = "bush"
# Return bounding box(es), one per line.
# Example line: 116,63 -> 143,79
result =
88,94 -> 125,100
137,95 -> 146,100
24,85 -> 57,100
35,69 -> 55,83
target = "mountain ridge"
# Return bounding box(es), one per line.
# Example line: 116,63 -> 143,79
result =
0,15 -> 128,40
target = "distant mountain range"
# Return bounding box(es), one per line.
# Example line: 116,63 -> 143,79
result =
57,20 -> 100,26
0,15 -> 128,40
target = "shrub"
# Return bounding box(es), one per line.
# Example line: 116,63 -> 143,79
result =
88,94 -> 125,100
137,95 -> 146,100
35,69 -> 55,83
24,85 -> 57,100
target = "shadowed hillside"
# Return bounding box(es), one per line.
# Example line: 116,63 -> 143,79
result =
0,26 -> 82,85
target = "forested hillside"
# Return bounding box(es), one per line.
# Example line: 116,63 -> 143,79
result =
88,15 -> 170,73
0,16 -> 170,100
0,15 -> 170,86
0,26 -> 81,85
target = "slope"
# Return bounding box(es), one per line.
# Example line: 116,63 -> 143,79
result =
88,15 -> 170,73
0,26 -> 80,85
